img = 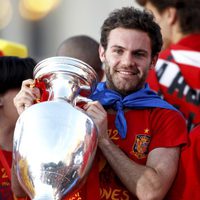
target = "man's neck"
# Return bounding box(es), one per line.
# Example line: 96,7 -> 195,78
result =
171,24 -> 187,44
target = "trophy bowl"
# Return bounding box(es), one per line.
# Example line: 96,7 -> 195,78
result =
13,57 -> 98,200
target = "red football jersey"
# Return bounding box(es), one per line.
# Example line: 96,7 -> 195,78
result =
69,108 -> 188,200
147,34 -> 200,131
0,150 -> 13,200
165,125 -> 200,200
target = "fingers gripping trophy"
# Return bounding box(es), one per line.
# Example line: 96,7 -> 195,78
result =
13,57 -> 98,200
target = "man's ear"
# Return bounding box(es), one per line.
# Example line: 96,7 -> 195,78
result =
0,95 -> 3,107
150,54 -> 158,69
167,7 -> 177,25
99,45 -> 106,62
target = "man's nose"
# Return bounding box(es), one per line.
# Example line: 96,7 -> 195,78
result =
121,53 -> 134,66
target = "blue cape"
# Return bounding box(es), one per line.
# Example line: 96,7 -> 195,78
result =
90,82 -> 177,139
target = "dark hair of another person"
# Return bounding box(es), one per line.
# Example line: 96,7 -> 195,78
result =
136,0 -> 200,34
0,56 -> 36,94
56,35 -> 103,81
100,7 -> 163,58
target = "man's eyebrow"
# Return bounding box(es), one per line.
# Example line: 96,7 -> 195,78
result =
133,49 -> 148,53
110,45 -> 125,49
110,45 -> 149,54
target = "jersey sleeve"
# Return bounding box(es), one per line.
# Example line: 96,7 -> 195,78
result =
149,108 -> 188,152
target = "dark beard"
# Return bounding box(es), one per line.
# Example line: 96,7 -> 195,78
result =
105,69 -> 146,96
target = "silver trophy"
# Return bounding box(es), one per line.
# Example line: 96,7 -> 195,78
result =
13,57 -> 98,200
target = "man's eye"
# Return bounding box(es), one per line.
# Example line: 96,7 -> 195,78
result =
134,52 -> 146,57
114,49 -> 123,54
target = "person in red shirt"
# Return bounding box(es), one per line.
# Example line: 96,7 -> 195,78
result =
165,125 -> 200,200
136,0 -> 200,131
13,7 -> 188,200
136,0 -> 200,199
0,56 -> 36,200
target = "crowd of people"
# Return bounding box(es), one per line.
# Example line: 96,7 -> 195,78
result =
0,1 -> 200,199
136,0 -> 200,199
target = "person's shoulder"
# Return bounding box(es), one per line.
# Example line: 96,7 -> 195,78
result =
158,47 -> 172,59
150,108 -> 188,136
127,107 -> 184,123
152,107 -> 182,114
151,107 -> 186,123
158,42 -> 184,60
190,124 -> 200,138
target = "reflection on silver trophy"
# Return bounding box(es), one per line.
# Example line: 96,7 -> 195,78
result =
13,57 -> 98,200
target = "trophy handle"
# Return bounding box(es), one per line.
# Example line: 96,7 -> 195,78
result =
30,79 -> 50,103
75,95 -> 92,103
74,83 -> 94,107
74,95 -> 93,109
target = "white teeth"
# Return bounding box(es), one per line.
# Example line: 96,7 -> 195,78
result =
119,71 -> 132,75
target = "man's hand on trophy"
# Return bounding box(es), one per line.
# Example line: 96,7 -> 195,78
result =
13,79 -> 41,115
83,101 -> 109,143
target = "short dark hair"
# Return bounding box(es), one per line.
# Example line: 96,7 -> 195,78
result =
100,7 -> 163,58
0,56 -> 36,94
57,35 -> 103,81
136,0 -> 200,34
